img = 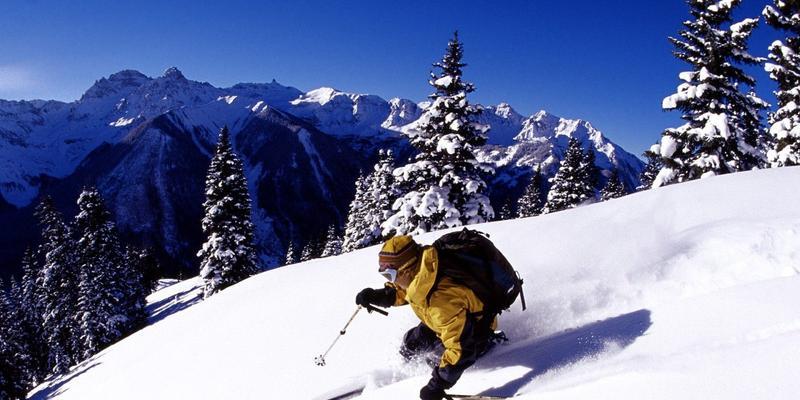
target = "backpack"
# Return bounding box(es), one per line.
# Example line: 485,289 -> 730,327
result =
430,228 -> 526,315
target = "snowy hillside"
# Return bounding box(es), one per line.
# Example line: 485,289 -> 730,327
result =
28,167 -> 800,399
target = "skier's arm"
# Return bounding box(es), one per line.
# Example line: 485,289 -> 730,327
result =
385,282 -> 409,306
427,292 -> 481,387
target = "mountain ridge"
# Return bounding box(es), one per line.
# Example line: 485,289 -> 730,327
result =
0,68 -> 644,277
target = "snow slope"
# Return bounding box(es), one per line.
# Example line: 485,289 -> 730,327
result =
29,167 -> 800,399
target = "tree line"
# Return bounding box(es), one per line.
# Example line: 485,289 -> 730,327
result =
1,191 -> 156,399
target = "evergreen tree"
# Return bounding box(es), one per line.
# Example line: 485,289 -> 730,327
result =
581,147 -> 600,192
197,126 -> 259,299
655,0 -> 767,186
34,197 -> 79,373
601,170 -> 627,201
284,241 -> 298,265
638,146 -> 663,191
496,201 -> 515,221
517,167 -> 545,218
0,286 -> 32,400
384,32 -> 494,235
764,1 -> 800,167
343,150 -> 398,252
129,247 -> 161,293
342,171 -> 370,253
299,235 -> 323,262
17,248 -> 48,382
543,138 -> 597,214
121,247 -> 150,331
74,188 -> 128,360
320,225 -> 343,258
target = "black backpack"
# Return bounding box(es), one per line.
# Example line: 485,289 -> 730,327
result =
430,228 -> 526,315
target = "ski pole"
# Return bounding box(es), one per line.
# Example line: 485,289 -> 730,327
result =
314,305 -> 377,366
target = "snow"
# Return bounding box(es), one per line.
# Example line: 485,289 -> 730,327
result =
27,166 -> 800,400
297,128 -> 334,201
433,75 -> 454,88
109,117 -> 136,127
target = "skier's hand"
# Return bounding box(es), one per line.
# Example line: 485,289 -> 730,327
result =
355,287 -> 395,308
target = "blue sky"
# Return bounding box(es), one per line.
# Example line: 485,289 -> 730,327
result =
0,0 -> 778,154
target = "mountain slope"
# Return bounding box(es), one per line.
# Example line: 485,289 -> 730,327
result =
28,167 -> 800,399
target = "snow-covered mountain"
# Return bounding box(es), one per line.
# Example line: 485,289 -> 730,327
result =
27,167 -> 800,399
0,68 -> 643,277
478,110 -> 645,195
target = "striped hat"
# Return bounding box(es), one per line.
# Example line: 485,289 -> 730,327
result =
379,236 -> 421,271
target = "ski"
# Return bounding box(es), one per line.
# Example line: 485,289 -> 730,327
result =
446,394 -> 508,400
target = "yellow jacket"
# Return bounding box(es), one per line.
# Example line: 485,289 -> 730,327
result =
390,246 -> 496,373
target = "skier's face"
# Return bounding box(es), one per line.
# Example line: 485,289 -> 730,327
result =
379,263 -> 398,282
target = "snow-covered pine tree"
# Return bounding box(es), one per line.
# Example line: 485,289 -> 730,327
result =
637,145 -> 663,191
0,286 -> 32,400
655,0 -> 768,186
383,32 -> 494,235
129,247 -> 161,293
121,247 -> 149,331
496,201 -> 515,221
284,241 -> 298,265
343,150 -> 398,252
197,126 -> 259,299
764,1 -> 800,167
74,187 -> 129,359
342,171 -> 370,253
17,248 -> 48,382
320,225 -> 343,258
601,170 -> 627,201
517,167 -> 545,218
34,197 -> 79,373
299,236 -> 323,262
543,138 -> 597,214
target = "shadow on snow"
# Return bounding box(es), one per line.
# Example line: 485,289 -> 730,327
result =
146,286 -> 202,325
477,309 -> 652,397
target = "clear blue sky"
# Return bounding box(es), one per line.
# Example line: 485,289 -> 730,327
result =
0,0 -> 777,154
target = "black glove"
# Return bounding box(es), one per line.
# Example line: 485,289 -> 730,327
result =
420,367 -> 452,400
355,287 -> 396,308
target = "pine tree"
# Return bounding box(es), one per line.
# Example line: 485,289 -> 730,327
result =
74,188 -> 128,360
764,1 -> 800,167
342,171 -> 370,253
638,146 -> 663,191
543,138 -> 597,214
17,248 -> 48,382
34,197 -> 79,373
197,126 -> 259,298
655,0 -> 767,186
343,150 -> 398,252
0,286 -> 32,400
121,247 -> 150,331
299,236 -> 323,262
384,32 -> 494,235
601,170 -> 627,201
129,247 -> 161,293
517,167 -> 545,218
496,201 -> 515,221
284,241 -> 298,265
320,225 -> 343,258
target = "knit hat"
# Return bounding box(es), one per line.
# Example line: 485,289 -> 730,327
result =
378,236 -> 421,271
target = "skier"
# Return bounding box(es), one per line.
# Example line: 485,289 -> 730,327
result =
355,235 -> 502,400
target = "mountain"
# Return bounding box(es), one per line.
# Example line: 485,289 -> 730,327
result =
27,167 -> 800,399
0,68 -> 644,277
